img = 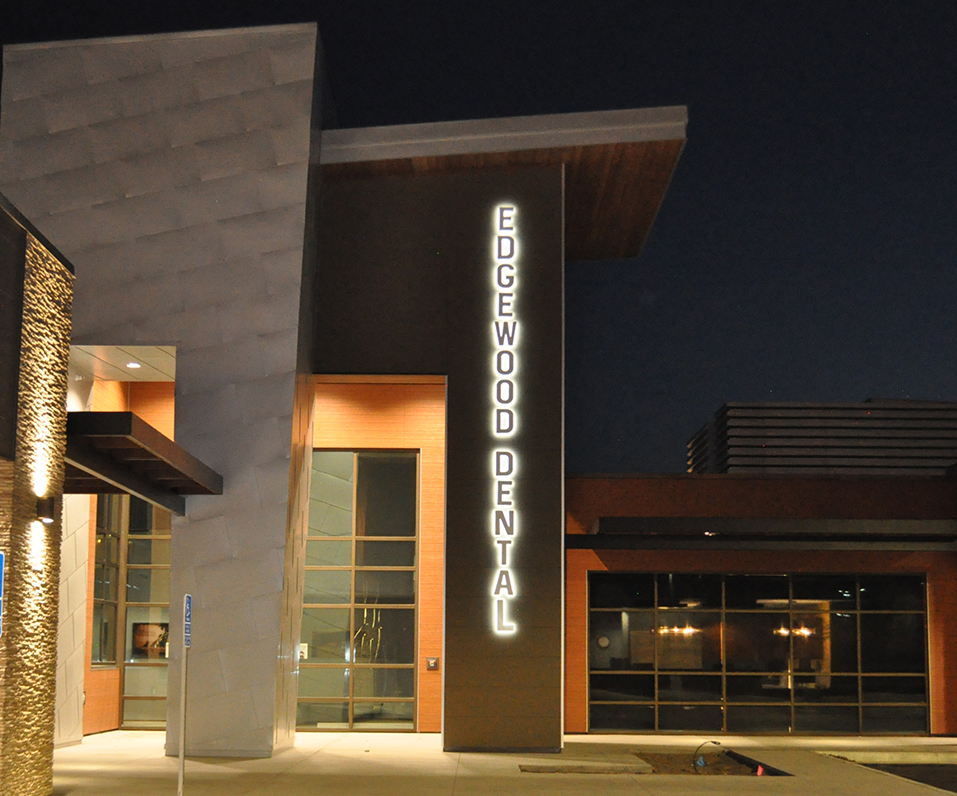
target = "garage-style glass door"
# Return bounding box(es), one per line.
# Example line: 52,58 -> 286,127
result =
589,572 -> 927,733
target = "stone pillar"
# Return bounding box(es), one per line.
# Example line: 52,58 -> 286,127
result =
0,211 -> 74,795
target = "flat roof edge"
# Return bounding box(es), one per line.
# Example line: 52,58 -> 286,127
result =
3,22 -> 318,52
320,106 -> 688,165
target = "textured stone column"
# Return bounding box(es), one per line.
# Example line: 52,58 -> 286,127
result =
0,229 -> 73,795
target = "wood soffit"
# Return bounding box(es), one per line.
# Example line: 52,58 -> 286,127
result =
320,110 -> 687,262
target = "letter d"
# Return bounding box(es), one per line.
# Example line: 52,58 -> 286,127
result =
495,450 -> 514,476
496,409 -> 514,434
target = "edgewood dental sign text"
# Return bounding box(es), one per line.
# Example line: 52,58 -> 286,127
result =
491,204 -> 519,635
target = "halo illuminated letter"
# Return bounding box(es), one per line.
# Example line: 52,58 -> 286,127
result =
491,204 -> 520,635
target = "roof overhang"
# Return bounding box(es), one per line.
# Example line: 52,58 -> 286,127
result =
64,412 -> 223,516
319,106 -> 687,261
567,516 -> 957,552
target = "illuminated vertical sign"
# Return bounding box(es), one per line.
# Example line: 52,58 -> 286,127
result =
491,204 -> 518,635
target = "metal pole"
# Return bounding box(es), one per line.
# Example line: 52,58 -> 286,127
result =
178,594 -> 190,796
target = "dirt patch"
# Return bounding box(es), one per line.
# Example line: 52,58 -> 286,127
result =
639,751 -> 757,775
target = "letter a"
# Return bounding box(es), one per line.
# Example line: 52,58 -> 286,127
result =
493,569 -> 514,596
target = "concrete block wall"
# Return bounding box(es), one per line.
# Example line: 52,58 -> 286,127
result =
55,494 -> 89,747
0,24 -> 321,756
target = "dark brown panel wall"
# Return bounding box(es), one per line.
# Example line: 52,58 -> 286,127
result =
316,167 -> 565,750
0,210 -> 26,461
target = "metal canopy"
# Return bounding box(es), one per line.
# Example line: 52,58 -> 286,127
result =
566,516 -> 957,552
64,411 -> 223,516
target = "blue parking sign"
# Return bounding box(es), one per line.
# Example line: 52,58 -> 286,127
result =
183,593 -> 192,648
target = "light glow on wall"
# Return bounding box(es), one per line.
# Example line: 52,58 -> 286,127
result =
491,204 -> 520,635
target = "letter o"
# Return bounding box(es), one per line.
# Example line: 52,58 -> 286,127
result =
496,350 -> 514,375
496,379 -> 514,405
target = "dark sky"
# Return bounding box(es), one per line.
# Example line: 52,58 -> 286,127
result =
4,2 -> 957,473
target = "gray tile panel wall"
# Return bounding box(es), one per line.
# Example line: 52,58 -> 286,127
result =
0,24 -> 320,757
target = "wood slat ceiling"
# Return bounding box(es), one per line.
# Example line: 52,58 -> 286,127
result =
322,138 -> 685,262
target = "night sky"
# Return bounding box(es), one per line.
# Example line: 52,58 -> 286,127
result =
3,2 -> 957,473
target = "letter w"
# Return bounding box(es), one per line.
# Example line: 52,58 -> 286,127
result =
495,321 -> 517,346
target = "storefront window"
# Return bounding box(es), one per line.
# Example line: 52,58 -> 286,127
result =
297,451 -> 418,730
588,572 -> 928,734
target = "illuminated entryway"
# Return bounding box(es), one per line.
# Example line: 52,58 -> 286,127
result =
302,379 -> 446,732
588,572 -> 928,733
298,450 -> 418,729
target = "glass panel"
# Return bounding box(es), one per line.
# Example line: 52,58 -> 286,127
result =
308,502 -> 353,537
725,613 -> 789,673
861,706 -> 927,733
790,612 -> 857,674
792,575 -> 856,608
859,575 -> 925,611
656,574 -> 721,609
356,541 -> 415,567
861,614 -> 926,672
310,452 -> 354,537
298,667 -> 350,698
301,609 -> 350,663
794,675 -> 858,703
793,705 -> 859,733
125,606 -> 170,661
93,564 -> 118,602
656,612 -> 721,671
355,570 -> 415,604
726,575 -> 789,609
306,540 -> 352,567
124,665 -> 168,697
312,472 -> 353,513
353,608 -> 414,664
94,533 -> 119,564
354,668 -> 415,698
122,699 -> 167,724
861,676 -> 927,704
314,451 -> 355,481
356,454 -> 417,537
658,704 -> 723,731
657,674 -> 721,702
127,539 -> 170,565
726,675 -> 790,703
589,573 -> 655,609
589,674 -> 654,703
304,570 -> 351,604
96,494 -> 123,531
91,603 -> 117,664
727,705 -> 791,732
297,701 -> 349,729
589,704 -> 655,731
126,568 -> 170,603
128,497 -> 153,534
589,610 -> 654,670
352,701 -> 414,729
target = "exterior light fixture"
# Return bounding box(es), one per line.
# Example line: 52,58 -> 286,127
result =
126,361 -> 142,369
36,496 -> 55,524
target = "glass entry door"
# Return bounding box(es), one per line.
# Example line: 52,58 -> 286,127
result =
297,450 -> 418,730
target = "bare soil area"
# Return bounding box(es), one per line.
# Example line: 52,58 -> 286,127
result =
639,751 -> 756,775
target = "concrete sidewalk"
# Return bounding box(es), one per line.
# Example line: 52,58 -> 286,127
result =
53,731 -> 957,796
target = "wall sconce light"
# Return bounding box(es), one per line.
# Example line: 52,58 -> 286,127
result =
36,496 -> 55,524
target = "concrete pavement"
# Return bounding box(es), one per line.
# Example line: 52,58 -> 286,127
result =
52,731 -> 957,796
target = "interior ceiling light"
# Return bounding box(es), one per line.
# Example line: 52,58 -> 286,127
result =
126,361 -> 142,369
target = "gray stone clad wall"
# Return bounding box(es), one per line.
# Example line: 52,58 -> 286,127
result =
0,24 -> 321,756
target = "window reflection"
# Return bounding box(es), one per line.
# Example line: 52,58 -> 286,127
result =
588,572 -> 927,734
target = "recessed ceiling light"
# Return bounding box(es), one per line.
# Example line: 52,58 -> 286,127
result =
126,362 -> 142,369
